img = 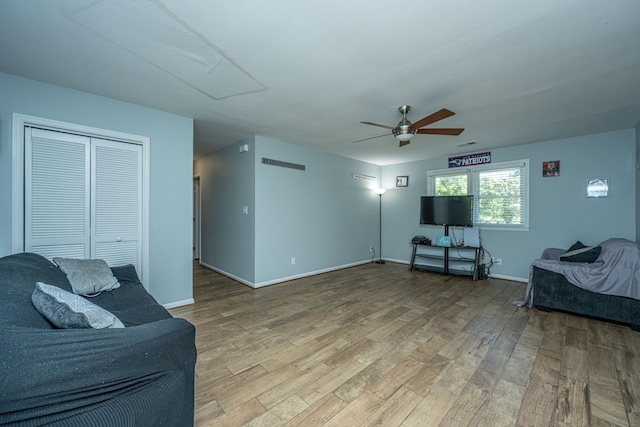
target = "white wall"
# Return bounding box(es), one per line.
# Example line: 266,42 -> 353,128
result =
0,73 -> 194,306
382,129 -> 637,281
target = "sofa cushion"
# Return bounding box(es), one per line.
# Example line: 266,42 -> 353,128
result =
0,252 -> 73,329
53,257 -> 120,295
560,245 -> 602,263
32,282 -> 124,329
93,264 -> 173,326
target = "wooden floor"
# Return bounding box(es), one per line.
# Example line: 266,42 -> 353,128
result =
170,261 -> 640,427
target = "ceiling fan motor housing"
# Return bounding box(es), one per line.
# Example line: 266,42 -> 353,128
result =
393,109 -> 416,141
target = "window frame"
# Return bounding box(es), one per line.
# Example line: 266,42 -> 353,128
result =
427,159 -> 529,230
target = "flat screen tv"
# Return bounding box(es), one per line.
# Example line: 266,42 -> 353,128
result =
420,195 -> 474,227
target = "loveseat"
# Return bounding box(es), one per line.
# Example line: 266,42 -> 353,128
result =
518,238 -> 640,330
0,252 -> 197,426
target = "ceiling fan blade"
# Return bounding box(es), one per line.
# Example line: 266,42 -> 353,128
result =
352,133 -> 389,143
416,128 -> 465,136
399,140 -> 411,147
361,121 -> 394,130
409,108 -> 455,130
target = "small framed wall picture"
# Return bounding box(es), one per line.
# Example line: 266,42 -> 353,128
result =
542,160 -> 560,177
396,176 -> 409,187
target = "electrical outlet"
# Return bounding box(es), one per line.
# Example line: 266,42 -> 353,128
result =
291,257 -> 296,265
492,257 -> 502,265
369,246 -> 374,252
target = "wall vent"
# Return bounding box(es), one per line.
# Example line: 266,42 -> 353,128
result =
457,141 -> 477,147
262,158 -> 305,171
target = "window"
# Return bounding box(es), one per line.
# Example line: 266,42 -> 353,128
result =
427,160 -> 529,229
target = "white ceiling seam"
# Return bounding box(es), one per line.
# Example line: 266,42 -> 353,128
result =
70,0 -> 264,100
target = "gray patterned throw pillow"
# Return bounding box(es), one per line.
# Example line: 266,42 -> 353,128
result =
32,282 -> 125,329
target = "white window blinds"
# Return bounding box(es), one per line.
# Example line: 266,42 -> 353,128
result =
428,160 -> 529,229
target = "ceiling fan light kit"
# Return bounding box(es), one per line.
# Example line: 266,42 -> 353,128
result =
392,126 -> 416,142
358,105 -> 465,147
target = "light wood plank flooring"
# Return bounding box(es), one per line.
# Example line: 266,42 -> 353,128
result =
170,261 -> 640,426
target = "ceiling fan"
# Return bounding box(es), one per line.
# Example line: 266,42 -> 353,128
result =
355,105 -> 464,147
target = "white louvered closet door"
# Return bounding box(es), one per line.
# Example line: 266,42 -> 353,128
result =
25,129 -> 142,273
25,128 -> 91,259
91,138 -> 142,272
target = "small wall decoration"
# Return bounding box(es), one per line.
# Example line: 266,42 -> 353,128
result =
586,178 -> 609,198
448,152 -> 491,168
396,176 -> 409,187
542,160 -> 560,177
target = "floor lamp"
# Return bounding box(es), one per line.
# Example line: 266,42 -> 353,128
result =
374,188 -> 386,264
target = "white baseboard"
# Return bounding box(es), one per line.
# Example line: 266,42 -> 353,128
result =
199,259 -> 374,289
198,259 -> 528,289
253,260 -> 371,288
198,261 -> 255,288
487,273 -> 527,283
384,258 -> 409,265
391,257 -> 527,283
163,298 -> 194,309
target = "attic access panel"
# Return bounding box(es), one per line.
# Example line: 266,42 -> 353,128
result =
71,0 -> 264,99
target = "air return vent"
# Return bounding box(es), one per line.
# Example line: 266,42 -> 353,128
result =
262,158 -> 305,171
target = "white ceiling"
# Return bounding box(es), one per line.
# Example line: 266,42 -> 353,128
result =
1,0 -> 639,166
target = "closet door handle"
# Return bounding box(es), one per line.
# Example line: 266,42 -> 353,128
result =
116,237 -> 122,242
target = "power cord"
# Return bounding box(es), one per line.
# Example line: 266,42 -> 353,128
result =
483,247 -> 494,275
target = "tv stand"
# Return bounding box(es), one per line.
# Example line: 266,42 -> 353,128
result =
409,225 -> 482,280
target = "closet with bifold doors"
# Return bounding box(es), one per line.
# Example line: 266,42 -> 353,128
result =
24,127 -> 142,273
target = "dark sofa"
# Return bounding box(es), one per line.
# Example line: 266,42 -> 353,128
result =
531,266 -> 640,330
522,238 -> 640,330
0,252 -> 197,426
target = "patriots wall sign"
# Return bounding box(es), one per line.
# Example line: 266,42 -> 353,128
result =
448,152 -> 491,168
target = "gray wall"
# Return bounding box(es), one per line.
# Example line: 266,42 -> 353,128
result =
194,138 -> 257,283
254,137 -> 381,285
637,122 -> 640,243
0,73 -> 194,306
382,129 -> 637,281
197,128 -> 636,286
195,136 -> 382,287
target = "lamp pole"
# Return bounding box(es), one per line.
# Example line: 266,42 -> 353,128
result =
374,188 -> 386,264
